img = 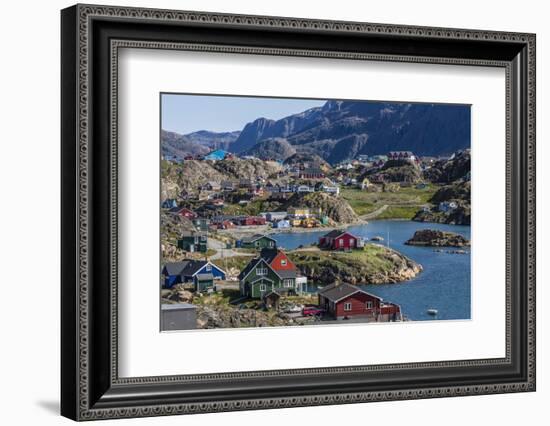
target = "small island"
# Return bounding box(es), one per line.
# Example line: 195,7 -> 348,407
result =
405,229 -> 470,247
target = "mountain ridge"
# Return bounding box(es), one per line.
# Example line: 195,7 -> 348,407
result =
162,100 -> 470,164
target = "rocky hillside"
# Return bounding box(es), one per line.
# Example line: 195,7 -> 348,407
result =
366,159 -> 423,183
285,192 -> 359,224
413,180 -> 471,225
289,244 -> 422,285
242,137 -> 296,160
424,149 -> 470,183
230,100 -> 470,164
161,130 -> 210,158
405,229 -> 470,247
161,158 -> 283,198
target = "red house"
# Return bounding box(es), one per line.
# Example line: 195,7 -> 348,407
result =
318,283 -> 401,321
238,216 -> 266,226
169,206 -> 198,219
260,248 -> 298,272
319,230 -> 362,250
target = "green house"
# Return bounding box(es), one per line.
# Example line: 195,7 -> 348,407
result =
239,234 -> 277,250
238,258 -> 280,298
195,273 -> 214,292
238,259 -> 301,299
177,231 -> 208,253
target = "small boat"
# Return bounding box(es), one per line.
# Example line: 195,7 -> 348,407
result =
427,309 -> 438,316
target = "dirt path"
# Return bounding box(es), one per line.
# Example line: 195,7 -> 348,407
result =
360,204 -> 389,220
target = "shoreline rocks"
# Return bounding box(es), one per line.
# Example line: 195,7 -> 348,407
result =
405,229 -> 470,247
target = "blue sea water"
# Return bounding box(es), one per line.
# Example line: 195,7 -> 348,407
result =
271,220 -> 471,321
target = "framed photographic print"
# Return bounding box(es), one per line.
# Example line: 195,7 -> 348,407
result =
61,4 -> 536,421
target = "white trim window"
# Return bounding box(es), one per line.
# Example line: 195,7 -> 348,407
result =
366,301 -> 373,309
283,279 -> 293,288
257,267 -> 268,276
260,284 -> 267,291
281,259 -> 287,266
344,302 -> 352,311
339,239 -> 344,247
205,264 -> 212,272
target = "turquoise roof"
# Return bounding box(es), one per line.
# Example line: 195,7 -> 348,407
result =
204,149 -> 227,160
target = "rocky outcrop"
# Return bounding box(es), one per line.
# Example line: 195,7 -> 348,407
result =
161,158 -> 283,198
285,192 -> 358,224
375,159 -> 423,184
423,149 -> 470,183
289,245 -> 423,285
412,202 -> 471,226
413,181 -> 471,225
405,229 -> 470,247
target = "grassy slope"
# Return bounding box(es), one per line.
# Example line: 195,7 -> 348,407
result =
289,244 -> 400,280
340,185 -> 438,219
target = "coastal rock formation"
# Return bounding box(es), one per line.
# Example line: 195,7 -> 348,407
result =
405,229 -> 470,247
289,245 -> 423,285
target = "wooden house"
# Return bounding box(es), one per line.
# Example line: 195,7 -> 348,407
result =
177,230 -> 208,252
161,199 -> 178,209
318,283 -> 385,320
201,181 -> 221,191
168,206 -> 197,219
239,248 -> 303,298
161,260 -> 226,290
239,234 -> 277,249
319,230 -> 362,250
298,167 -> 325,179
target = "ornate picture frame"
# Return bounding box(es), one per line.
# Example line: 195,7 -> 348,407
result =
61,4 -> 535,420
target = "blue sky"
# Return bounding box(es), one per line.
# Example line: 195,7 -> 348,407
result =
161,94 -> 326,135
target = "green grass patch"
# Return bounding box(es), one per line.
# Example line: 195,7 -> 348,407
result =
340,185 -> 438,219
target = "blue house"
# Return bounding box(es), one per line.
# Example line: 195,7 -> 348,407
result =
273,219 -> 290,229
204,149 -> 228,161
162,260 -> 226,291
161,198 -> 178,209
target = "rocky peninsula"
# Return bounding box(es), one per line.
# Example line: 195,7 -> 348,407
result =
405,229 -> 470,247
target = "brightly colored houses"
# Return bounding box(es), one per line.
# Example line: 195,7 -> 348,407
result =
319,230 -> 363,250
162,259 -> 226,291
239,248 -> 305,298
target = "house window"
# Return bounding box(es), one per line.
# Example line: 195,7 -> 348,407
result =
283,279 -> 292,287
281,259 -> 287,266
339,239 -> 344,247
344,302 -> 352,311
201,235 -> 207,241
260,284 -> 267,291
366,301 -> 373,309
205,264 -> 211,272
257,267 -> 267,276
350,238 -> 354,246
269,241 -> 274,247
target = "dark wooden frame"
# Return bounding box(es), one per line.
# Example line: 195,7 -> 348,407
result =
61,4 -> 536,421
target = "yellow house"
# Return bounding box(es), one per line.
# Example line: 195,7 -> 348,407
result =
288,207 -> 311,218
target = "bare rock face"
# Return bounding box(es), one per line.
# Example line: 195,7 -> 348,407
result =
405,229 -> 470,247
